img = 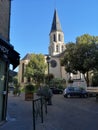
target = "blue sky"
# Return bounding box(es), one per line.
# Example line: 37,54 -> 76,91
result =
10,0 -> 98,60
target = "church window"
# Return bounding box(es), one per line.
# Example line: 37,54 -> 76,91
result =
51,60 -> 57,68
22,63 -> 24,82
53,34 -> 56,42
56,45 -> 59,52
58,34 -> 61,41
62,45 -> 64,52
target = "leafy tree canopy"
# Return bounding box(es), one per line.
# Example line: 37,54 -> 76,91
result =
25,53 -> 47,84
61,34 -> 98,86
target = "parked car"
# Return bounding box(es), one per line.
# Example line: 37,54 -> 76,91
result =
50,87 -> 63,94
63,86 -> 88,98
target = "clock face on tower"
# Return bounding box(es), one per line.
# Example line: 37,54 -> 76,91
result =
51,60 -> 57,68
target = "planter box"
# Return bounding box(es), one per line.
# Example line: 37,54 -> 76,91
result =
25,93 -> 34,101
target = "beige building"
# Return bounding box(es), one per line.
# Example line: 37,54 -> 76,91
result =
18,54 -> 31,83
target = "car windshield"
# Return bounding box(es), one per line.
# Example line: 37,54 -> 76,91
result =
74,87 -> 80,91
68,87 -> 74,91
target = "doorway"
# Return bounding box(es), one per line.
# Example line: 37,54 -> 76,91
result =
0,60 -> 6,121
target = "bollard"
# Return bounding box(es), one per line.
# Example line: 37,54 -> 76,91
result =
40,98 -> 43,123
32,100 -> 36,130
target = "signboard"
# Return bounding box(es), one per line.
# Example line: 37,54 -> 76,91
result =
0,44 -> 9,54
0,38 -> 20,69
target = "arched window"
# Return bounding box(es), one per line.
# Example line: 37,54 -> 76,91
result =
58,34 -> 61,41
62,45 -> 64,52
56,45 -> 59,52
53,34 -> 56,42
22,63 -> 24,82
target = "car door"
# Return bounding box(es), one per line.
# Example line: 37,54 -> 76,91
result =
74,87 -> 80,96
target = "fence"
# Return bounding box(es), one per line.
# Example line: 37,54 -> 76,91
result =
32,97 -> 47,130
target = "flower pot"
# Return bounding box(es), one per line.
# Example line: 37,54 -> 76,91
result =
25,92 -> 34,101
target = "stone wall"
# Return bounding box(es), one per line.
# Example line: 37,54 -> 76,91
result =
0,0 -> 11,41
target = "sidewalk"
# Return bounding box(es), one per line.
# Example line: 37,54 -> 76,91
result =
0,92 -> 61,130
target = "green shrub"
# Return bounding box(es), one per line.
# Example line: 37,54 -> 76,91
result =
25,84 -> 35,93
13,88 -> 21,95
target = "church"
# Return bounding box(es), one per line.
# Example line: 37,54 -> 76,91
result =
18,9 -> 86,86
47,9 -> 69,80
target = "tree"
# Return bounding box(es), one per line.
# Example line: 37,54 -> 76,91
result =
45,73 -> 54,84
91,71 -> 98,86
25,54 -> 47,85
49,78 -> 66,89
61,34 -> 98,87
61,42 -> 77,75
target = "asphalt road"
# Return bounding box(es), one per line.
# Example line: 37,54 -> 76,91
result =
46,95 -> 98,130
0,93 -> 98,130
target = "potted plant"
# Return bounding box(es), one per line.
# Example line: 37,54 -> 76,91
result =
13,83 -> 21,96
25,84 -> 35,101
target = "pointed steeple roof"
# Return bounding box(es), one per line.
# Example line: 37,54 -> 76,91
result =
50,9 -> 62,33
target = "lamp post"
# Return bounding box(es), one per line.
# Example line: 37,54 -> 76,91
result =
46,55 -> 51,84
46,55 -> 52,105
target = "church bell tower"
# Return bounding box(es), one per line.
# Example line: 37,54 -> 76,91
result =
49,9 -> 65,56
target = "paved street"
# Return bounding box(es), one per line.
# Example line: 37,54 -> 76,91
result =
0,92 -> 98,130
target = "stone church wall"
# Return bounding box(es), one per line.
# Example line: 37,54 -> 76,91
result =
49,58 -> 62,78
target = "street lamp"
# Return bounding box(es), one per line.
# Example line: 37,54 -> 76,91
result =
46,55 -> 52,105
46,55 -> 51,85
46,55 -> 51,75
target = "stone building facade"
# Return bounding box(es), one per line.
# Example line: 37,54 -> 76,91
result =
0,0 -> 20,122
18,54 -> 31,84
0,0 -> 11,41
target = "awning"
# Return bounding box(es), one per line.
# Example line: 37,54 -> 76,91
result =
0,37 -> 20,69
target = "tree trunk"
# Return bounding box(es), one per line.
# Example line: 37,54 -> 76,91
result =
83,72 -> 89,87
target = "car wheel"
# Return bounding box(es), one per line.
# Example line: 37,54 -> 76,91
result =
67,94 -> 71,98
83,94 -> 88,98
60,91 -> 63,94
64,95 -> 66,98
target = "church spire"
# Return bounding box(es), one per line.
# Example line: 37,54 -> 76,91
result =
49,9 -> 65,56
50,9 -> 62,33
